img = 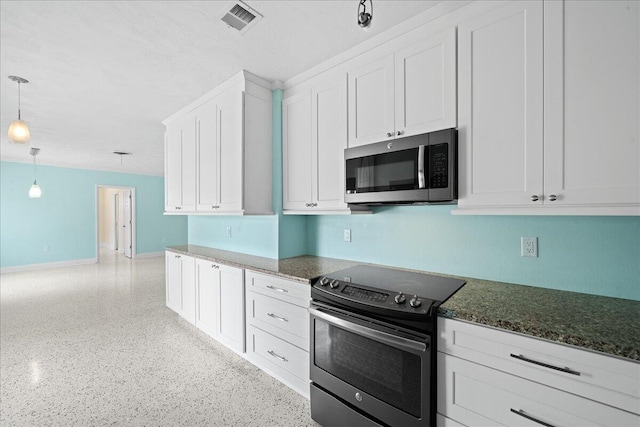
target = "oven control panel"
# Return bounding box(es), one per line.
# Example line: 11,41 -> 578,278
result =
314,276 -> 431,315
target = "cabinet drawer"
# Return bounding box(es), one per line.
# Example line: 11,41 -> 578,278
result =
245,270 -> 310,307
438,318 -> 640,414
246,291 -> 309,350
438,353 -> 639,427
246,325 -> 310,398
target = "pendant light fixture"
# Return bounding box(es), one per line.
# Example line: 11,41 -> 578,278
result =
7,75 -> 31,145
357,0 -> 373,29
29,147 -> 42,198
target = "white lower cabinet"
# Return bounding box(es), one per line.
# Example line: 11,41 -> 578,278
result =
165,251 -> 196,324
244,270 -> 311,398
437,318 -> 640,426
193,258 -> 244,355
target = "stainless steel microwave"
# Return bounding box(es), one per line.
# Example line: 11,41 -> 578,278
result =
345,128 -> 457,205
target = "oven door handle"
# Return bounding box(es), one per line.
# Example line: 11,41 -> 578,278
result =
309,307 -> 427,353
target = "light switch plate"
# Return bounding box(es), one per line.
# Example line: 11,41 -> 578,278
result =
344,229 -> 351,242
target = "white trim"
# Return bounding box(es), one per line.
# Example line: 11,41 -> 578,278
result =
134,251 -> 164,259
271,80 -> 284,91
1,258 -> 97,274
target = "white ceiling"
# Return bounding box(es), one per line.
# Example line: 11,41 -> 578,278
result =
0,0 -> 441,176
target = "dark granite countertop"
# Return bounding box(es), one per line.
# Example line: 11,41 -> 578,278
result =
166,245 -> 640,362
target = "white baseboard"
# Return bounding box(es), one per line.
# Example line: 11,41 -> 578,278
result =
135,251 -> 163,259
1,258 -> 97,274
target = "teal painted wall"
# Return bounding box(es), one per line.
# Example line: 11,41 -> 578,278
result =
186,89 -> 639,301
306,205 -> 640,301
188,89 -> 307,259
0,161 -> 187,268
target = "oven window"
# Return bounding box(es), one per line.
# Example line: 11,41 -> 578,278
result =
346,148 -> 419,193
314,318 -> 422,418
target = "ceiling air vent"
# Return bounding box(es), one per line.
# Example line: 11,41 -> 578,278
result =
219,1 -> 262,34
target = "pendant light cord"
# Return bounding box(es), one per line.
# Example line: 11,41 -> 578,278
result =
17,81 -> 22,120
33,151 -> 37,184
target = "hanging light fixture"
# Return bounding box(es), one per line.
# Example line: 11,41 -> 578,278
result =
7,75 -> 31,145
357,0 -> 373,29
29,147 -> 42,198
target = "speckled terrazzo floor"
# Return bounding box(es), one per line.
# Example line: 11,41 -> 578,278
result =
0,250 -> 318,427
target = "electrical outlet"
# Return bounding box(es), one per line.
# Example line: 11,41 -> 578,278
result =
521,237 -> 538,257
44,245 -> 50,252
344,229 -> 351,242
226,226 -> 232,237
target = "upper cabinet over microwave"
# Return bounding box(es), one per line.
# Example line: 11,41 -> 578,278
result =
347,27 -> 456,148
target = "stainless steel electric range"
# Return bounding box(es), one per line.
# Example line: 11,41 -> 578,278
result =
309,265 -> 466,427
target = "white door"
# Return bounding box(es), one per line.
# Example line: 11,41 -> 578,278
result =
395,27 -> 457,138
313,75 -> 348,210
164,124 -> 182,211
196,100 -> 219,211
544,0 -> 640,207
195,258 -> 220,338
123,189 -> 132,258
165,252 -> 182,313
217,90 -> 244,212
283,91 -> 313,210
180,255 -> 196,325
348,54 -> 395,147
113,193 -> 119,251
457,1 -> 544,208
217,264 -> 244,354
180,114 -> 197,211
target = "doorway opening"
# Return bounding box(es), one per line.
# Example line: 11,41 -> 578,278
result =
96,185 -> 136,263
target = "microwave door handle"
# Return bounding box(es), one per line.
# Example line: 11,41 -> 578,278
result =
418,145 -> 426,189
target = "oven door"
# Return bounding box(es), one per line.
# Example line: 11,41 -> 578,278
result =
309,305 -> 432,427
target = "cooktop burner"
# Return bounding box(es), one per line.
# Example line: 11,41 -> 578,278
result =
312,265 -> 466,319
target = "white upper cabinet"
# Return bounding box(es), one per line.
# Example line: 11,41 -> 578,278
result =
283,92 -> 313,211
163,70 -> 272,215
283,74 -> 355,213
348,28 -> 457,148
456,0 -> 640,215
348,55 -> 395,147
165,113 -> 197,212
457,0 -> 544,209
544,0 -> 640,210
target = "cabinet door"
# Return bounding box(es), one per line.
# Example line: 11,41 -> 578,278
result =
312,75 -> 348,210
457,1 -> 544,207
348,54 -> 395,147
179,114 -> 197,211
283,92 -> 313,210
195,100 -> 219,212
395,28 -> 456,138
195,258 -> 219,338
179,255 -> 196,325
544,0 -> 640,208
165,252 -> 182,313
217,91 -> 244,212
164,124 -> 182,212
217,264 -> 244,354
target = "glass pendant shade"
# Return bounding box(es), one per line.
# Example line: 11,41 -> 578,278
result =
29,181 -> 41,198
8,119 -> 30,144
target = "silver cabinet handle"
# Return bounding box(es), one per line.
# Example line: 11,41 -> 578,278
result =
510,409 -> 555,427
211,264 -> 219,269
387,132 -> 393,137
175,255 -> 181,259
212,205 -> 220,209
267,350 -> 288,362
267,313 -> 288,322
176,206 -> 182,210
266,285 -> 288,293
397,130 -> 404,136
548,194 -> 557,201
510,354 -> 580,376
531,195 -> 540,202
